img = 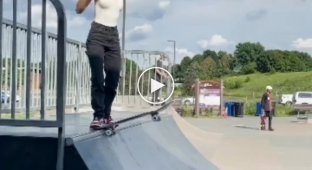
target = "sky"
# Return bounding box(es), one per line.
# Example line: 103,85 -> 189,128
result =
2,0 -> 312,64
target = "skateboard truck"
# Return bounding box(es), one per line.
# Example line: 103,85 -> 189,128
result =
151,111 -> 161,121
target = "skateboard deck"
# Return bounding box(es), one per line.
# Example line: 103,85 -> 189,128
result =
100,101 -> 173,136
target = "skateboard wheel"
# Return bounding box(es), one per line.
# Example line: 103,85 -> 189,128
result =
152,115 -> 161,121
105,129 -> 113,136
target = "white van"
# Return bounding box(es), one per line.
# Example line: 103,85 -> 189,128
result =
293,91 -> 312,105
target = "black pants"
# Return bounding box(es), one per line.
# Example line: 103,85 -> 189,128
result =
86,22 -> 121,119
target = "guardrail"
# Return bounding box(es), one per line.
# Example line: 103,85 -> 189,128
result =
0,0 -> 66,169
293,104 -> 312,119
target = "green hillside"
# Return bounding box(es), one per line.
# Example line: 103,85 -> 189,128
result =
224,72 -> 312,99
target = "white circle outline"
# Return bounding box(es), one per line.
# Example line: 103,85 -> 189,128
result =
137,67 -> 175,105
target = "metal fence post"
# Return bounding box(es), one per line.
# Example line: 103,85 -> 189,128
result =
0,0 -> 3,115
40,0 -> 47,120
49,0 -> 67,169
74,44 -> 83,113
11,0 -> 18,119
25,0 -> 32,119
194,79 -> 200,117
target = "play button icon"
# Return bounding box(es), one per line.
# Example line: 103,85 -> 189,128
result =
137,67 -> 174,105
151,78 -> 165,93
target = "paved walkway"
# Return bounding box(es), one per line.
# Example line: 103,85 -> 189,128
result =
184,116 -> 312,170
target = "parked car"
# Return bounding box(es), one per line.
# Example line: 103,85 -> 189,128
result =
293,91 -> 312,105
279,94 -> 293,105
1,91 -> 21,103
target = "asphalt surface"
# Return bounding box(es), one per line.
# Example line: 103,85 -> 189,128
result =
182,115 -> 312,170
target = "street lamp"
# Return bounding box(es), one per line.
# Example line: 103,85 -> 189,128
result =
122,0 -> 126,54
120,0 -> 126,101
167,40 -> 176,78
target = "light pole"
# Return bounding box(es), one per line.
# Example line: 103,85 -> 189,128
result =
167,40 -> 176,78
120,0 -> 126,102
122,0 -> 126,54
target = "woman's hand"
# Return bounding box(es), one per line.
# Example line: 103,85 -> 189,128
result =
76,0 -> 92,14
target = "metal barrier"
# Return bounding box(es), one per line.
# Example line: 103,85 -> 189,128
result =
293,104 -> 312,119
0,16 -> 171,111
0,0 -> 66,169
116,50 -> 172,106
0,18 -> 90,111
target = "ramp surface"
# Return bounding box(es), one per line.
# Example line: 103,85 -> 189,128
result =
72,116 -> 218,170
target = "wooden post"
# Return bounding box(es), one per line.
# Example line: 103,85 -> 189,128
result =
194,79 -> 200,117
220,79 -> 224,116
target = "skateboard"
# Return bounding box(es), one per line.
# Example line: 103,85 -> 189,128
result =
100,101 -> 173,136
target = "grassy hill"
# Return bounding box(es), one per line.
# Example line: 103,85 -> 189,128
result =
223,71 -> 312,116
224,72 -> 312,99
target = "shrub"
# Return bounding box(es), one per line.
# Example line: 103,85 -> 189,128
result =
241,62 -> 257,74
244,76 -> 251,83
224,79 -> 243,89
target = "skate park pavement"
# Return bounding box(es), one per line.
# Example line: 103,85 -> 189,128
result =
180,111 -> 312,170
2,104 -> 311,170
72,106 -> 312,170
63,106 -> 312,170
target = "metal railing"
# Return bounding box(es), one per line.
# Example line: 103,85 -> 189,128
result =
0,16 -> 171,111
116,50 -> 172,106
0,18 -> 91,112
0,0 -> 67,169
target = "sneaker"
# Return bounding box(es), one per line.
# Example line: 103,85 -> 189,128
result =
103,116 -> 119,128
102,116 -> 112,124
260,126 -> 265,130
269,128 -> 274,131
90,117 -> 105,130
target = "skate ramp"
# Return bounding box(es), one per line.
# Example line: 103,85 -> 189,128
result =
71,115 -> 218,170
169,107 -> 224,161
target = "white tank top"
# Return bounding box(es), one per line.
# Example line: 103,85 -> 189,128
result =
94,0 -> 123,27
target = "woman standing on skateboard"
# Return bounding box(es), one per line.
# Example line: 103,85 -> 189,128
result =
76,0 -> 123,129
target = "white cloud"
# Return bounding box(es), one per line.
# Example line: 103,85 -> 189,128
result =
126,24 -> 153,41
176,48 -> 195,58
18,3 -> 58,29
127,0 -> 171,20
18,2 -> 89,36
197,34 -> 231,49
159,1 -> 171,10
293,38 -> 312,50
133,24 -> 153,32
165,46 -> 195,64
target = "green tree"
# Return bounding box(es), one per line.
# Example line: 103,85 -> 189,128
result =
183,61 -> 201,95
180,56 -> 192,69
234,42 -> 265,66
218,51 -> 233,75
200,57 -> 218,79
203,50 -> 218,62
